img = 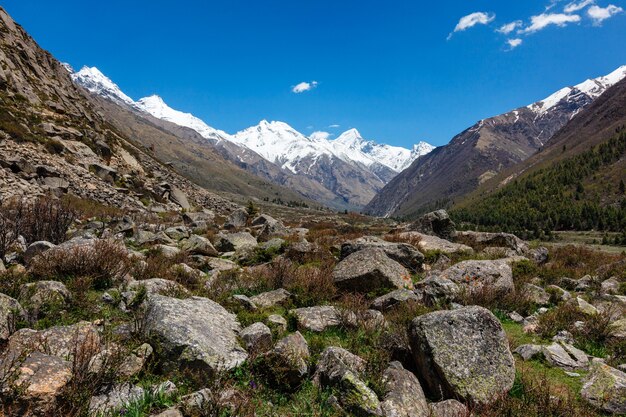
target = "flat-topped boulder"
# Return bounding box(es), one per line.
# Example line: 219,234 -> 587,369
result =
434,259 -> 514,296
333,248 -> 413,293
340,236 -> 424,271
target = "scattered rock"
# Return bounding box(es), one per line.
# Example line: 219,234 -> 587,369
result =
514,344 -> 543,361
408,209 -> 456,240
23,241 -> 56,264
257,331 -> 310,390
333,248 -> 413,293
601,277 -> 620,295
292,306 -> 342,332
249,288 -> 292,309
214,232 -> 257,252
523,283 -> 550,306
434,260 -> 514,296
408,306 -> 515,405
581,363 -> 626,414
429,399 -> 469,417
401,232 -> 473,256
224,208 -> 249,229
370,289 -> 419,311
455,231 -> 529,255
568,297 -> 598,315
181,234 -> 218,256
240,322 -> 273,355
89,383 -> 145,415
18,280 -> 71,319
142,295 -> 247,374
0,293 -> 26,342
127,278 -> 188,296
267,314 -> 288,332
542,342 -> 588,371
380,361 -> 430,417
340,236 -> 425,271
414,276 -> 460,306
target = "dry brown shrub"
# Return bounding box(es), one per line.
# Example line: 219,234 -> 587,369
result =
30,239 -> 132,289
459,285 -> 536,317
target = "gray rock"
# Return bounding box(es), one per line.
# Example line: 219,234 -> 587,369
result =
89,383 -> 145,416
314,346 -> 366,386
455,231 -> 529,255
224,208 -> 249,229
155,244 -> 181,257
581,363 -> 626,414
546,285 -> 571,302
414,275 -> 460,306
568,297 -> 598,315
142,295 -> 247,374
435,260 -> 514,296
292,306 -> 342,332
249,288 -> 292,309
0,293 -> 26,342
23,241 -> 56,264
370,289 -> 419,311
267,314 -> 288,332
232,294 -> 257,310
183,211 -> 215,229
168,186 -> 190,210
542,342 -> 588,371
1,351 -> 72,416
214,232 -> 257,252
380,361 -> 430,417
18,280 -> 71,319
181,234 -> 218,256
408,306 -> 515,405
254,215 -> 288,241
514,344 -> 543,361
118,343 -> 153,378
333,248 -> 413,293
240,322 -> 273,354
403,232 -> 473,256
429,399 -> 468,417
257,331 -> 310,389
529,246 -> 549,264
127,278 -> 188,296
523,283 -> 550,306
508,311 -> 524,323
164,225 -> 190,241
313,346 -> 381,416
341,236 -> 425,271
601,277 -> 620,295
409,209 -> 456,240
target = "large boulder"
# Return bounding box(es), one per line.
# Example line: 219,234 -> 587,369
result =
408,210 -> 455,240
434,260 -> 514,296
455,231 -> 528,255
0,293 -> 25,342
256,331 -> 310,390
399,232 -> 473,256
253,214 -> 288,241
314,347 -> 382,416
414,276 -> 460,306
224,208 -> 249,229
291,306 -> 343,332
23,241 -> 56,265
214,232 -> 257,252
142,295 -> 247,374
18,280 -> 71,319
581,362 -> 626,414
240,322 -> 273,355
340,236 -> 425,271
333,248 -> 413,293
380,361 -> 430,417
0,351 -> 72,416
181,234 -> 218,256
408,306 -> 515,405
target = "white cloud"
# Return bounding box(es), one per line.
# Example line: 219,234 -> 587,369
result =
497,20 -> 522,34
448,12 -> 495,39
564,0 -> 595,13
507,38 -> 523,49
292,80 -> 318,94
328,124 -> 340,128
310,131 -> 332,141
546,0 -> 564,10
587,4 -> 623,24
520,13 -> 581,34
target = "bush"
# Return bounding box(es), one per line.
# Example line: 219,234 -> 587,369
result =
0,196 -> 78,256
30,239 -> 132,289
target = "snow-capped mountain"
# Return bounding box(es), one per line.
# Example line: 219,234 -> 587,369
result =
71,66 -> 136,108
135,95 -> 230,141
366,65 -> 626,217
528,65 -> 626,116
71,66 -> 433,209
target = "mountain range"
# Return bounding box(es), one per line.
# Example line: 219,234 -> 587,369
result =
365,65 -> 626,218
70,66 -> 434,210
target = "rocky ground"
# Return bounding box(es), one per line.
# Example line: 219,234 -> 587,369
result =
0,205 -> 624,416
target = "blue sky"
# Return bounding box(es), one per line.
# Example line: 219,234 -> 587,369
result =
4,1 -> 625,146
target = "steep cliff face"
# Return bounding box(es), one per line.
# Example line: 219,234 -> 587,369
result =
365,66 -> 626,218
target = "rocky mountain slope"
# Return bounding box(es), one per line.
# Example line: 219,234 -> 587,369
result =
0,6 -> 241,214
452,77 -> 626,234
71,67 -> 433,210
365,66 -> 626,218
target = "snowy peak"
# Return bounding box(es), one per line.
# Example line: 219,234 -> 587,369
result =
71,66 -> 135,107
529,65 -> 626,115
